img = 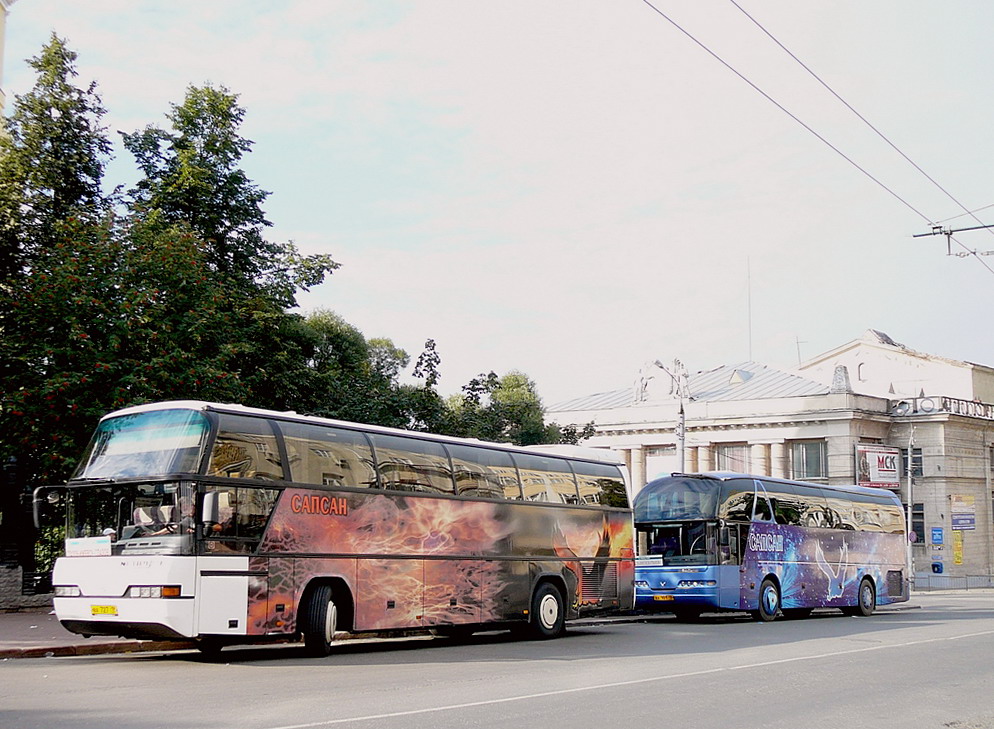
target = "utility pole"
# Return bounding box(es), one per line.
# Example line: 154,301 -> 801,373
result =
905,427 -> 915,590
654,359 -> 690,473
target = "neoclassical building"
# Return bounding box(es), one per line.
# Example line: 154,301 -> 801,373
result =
548,330 -> 994,582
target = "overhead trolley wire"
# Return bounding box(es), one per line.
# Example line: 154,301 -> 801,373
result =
726,0 -> 994,273
638,0 -> 994,276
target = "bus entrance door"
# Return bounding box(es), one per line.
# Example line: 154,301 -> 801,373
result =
718,524 -> 746,610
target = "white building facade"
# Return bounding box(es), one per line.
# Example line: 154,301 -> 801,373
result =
548,331 -> 994,583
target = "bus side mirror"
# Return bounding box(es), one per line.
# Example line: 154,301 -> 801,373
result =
719,526 -> 730,547
201,491 -> 220,527
32,487 -> 63,529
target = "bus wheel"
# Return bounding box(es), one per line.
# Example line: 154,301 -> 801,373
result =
529,583 -> 566,639
844,578 -> 876,617
302,584 -> 338,657
755,578 -> 780,622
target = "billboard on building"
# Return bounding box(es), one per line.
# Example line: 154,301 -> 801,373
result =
855,444 -> 901,489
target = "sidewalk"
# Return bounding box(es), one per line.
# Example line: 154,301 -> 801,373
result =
0,607 -> 195,659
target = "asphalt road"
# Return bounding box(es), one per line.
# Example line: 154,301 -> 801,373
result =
3,593 -> 994,729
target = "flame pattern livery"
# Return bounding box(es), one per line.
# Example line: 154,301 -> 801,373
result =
246,489 -> 634,635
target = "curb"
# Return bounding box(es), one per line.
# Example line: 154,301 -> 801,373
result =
0,639 -> 196,660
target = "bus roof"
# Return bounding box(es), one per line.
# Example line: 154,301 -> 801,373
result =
661,472 -> 903,504
103,400 -> 626,468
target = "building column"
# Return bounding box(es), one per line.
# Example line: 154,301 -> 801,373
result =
685,445 -> 699,474
751,443 -> 771,476
770,442 -> 787,479
697,445 -> 713,473
630,446 -> 647,497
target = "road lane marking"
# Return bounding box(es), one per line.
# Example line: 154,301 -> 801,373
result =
266,628 -> 994,729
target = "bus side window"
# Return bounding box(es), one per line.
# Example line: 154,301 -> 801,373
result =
753,493 -> 774,522
209,415 -> 284,481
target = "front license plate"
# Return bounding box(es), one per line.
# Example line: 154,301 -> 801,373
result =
91,605 -> 118,616
653,595 -> 675,601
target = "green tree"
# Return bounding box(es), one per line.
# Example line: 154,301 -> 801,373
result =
446,370 -> 552,446
0,215 -> 257,483
121,84 -> 337,307
0,34 -> 111,280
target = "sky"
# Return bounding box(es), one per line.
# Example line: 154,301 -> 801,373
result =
4,1 -> 994,407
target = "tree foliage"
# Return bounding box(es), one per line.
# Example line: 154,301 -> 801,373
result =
0,34 -> 111,278
0,36 -> 586,493
121,84 -> 338,307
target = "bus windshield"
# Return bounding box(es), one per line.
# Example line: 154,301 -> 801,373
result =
73,409 -> 210,479
637,521 -> 715,565
634,476 -> 722,522
67,481 -> 196,556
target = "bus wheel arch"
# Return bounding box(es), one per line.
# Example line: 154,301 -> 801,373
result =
753,575 -> 781,622
299,578 -> 354,657
527,578 -> 567,639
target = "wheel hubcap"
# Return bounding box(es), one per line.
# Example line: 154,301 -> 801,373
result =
325,602 -> 337,643
764,586 -> 778,614
539,594 -> 559,629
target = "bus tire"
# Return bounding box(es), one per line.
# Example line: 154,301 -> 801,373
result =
302,584 -> 338,657
528,582 -> 566,639
754,578 -> 780,622
844,578 -> 876,617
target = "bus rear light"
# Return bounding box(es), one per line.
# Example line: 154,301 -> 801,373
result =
54,585 -> 82,597
128,585 -> 182,599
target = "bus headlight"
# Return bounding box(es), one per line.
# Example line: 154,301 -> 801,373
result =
677,580 -> 717,589
128,585 -> 182,598
54,585 -> 81,597
635,580 -> 650,588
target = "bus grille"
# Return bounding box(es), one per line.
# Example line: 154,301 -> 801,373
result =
580,562 -> 618,601
887,570 -> 903,596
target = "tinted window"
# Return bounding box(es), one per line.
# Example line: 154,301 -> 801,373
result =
794,485 -> 831,527
752,482 -> 774,522
770,483 -> 803,526
824,494 -> 856,530
446,444 -> 516,500
279,422 -> 376,488
74,409 -> 210,479
636,477 -> 721,522
718,479 -> 754,522
513,453 -> 579,504
573,460 -> 629,508
209,415 -> 284,481
205,485 -> 280,553
370,434 -> 454,495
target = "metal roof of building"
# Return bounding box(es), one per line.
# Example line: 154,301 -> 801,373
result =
548,361 -> 829,412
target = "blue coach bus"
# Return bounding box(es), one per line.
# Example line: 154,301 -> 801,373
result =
634,473 -> 909,621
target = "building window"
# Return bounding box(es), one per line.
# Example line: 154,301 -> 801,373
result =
790,441 -> 826,479
911,502 -> 925,543
714,443 -> 749,472
900,447 -> 923,478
